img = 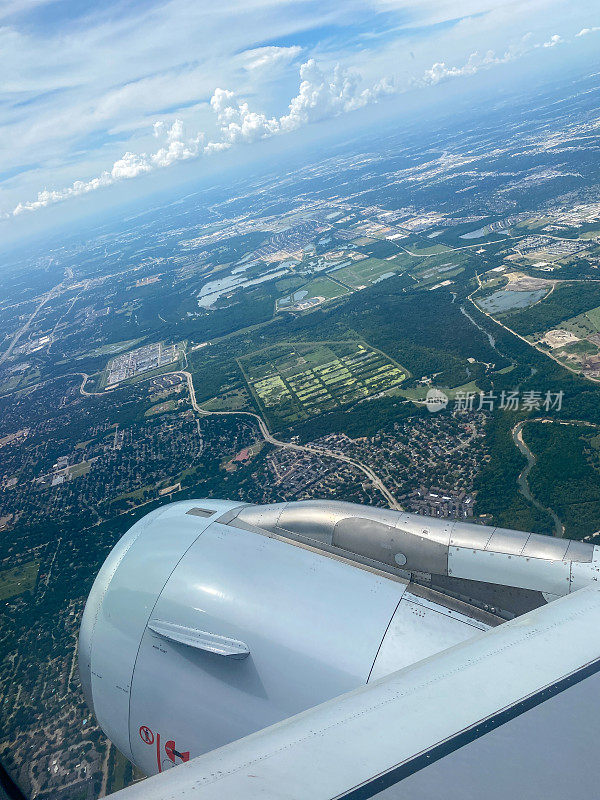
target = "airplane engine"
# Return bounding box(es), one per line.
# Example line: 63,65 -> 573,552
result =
78,499 -> 425,775
79,498 -> 600,777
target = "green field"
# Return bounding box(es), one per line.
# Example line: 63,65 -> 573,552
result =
278,276 -> 349,309
239,341 -> 408,428
202,388 -> 252,411
0,561 -> 39,600
145,399 -> 177,416
409,251 -> 468,285
330,258 -> 398,289
82,338 -> 143,358
562,305 -> 600,338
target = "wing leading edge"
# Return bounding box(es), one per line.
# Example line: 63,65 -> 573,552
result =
109,583 -> 600,800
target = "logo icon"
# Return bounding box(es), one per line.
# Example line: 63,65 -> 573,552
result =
139,725 -> 154,745
425,388 -> 448,413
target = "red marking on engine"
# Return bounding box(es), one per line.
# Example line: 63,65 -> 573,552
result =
139,725 -> 154,745
165,739 -> 190,763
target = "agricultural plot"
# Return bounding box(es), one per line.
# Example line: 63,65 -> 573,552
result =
239,341 -> 408,428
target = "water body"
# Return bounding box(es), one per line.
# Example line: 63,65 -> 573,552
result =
460,227 -> 511,240
478,288 -> 547,314
197,268 -> 288,308
372,271 -> 396,284
460,227 -> 488,240
460,306 -> 497,352
279,290 -> 308,307
512,421 -> 563,537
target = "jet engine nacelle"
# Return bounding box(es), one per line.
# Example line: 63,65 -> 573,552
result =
79,500 -> 442,775
79,498 -> 600,777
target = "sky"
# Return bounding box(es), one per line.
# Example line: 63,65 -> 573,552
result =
1,0 -> 599,241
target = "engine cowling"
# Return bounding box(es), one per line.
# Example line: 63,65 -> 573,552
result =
79,499 -> 495,775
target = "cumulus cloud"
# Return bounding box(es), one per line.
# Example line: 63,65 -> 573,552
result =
543,33 -> 562,48
577,27 -> 600,37
13,60 -> 395,216
10,26 -> 581,218
422,49 -> 503,85
420,29 -> 570,87
280,59 -> 394,131
209,88 -> 280,145
14,120 -> 202,215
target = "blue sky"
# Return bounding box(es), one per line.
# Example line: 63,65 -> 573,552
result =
0,0 -> 599,235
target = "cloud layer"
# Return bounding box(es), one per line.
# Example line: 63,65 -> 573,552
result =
14,59 -> 395,215
3,1 -> 599,221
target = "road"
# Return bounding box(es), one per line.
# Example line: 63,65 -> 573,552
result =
0,280 -> 64,365
179,369 -> 402,509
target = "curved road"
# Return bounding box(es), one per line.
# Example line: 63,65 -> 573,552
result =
180,370 -> 402,509
71,367 -> 400,507
467,272 -> 600,384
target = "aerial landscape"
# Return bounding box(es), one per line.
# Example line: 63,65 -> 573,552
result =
1,0 -> 600,797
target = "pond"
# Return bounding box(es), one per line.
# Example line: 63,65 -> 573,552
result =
478,288 -> 547,313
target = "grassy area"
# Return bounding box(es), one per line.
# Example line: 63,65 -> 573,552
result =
239,340 -> 408,428
202,388 -> 252,411
330,258 -> 398,289
81,338 -> 143,358
304,276 -> 350,300
398,380 -> 481,404
277,276 -> 349,310
562,305 -> 600,338
108,748 -> 133,794
68,461 -> 91,478
0,560 -> 39,600
145,399 -> 177,416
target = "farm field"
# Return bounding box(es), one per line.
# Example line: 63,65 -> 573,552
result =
0,560 -> 39,601
239,341 -> 408,428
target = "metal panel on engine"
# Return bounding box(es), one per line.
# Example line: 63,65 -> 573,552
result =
128,520 -> 408,775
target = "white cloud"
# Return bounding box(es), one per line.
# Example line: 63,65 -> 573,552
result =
3,0 -> 597,222
422,49 -> 506,85
209,88 -> 280,145
13,60 -> 395,215
420,28 -> 571,86
279,59 -> 394,131
242,45 -> 302,72
543,33 -> 562,47
576,27 -> 600,37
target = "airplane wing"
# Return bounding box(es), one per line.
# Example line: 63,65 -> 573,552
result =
108,581 -> 600,800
